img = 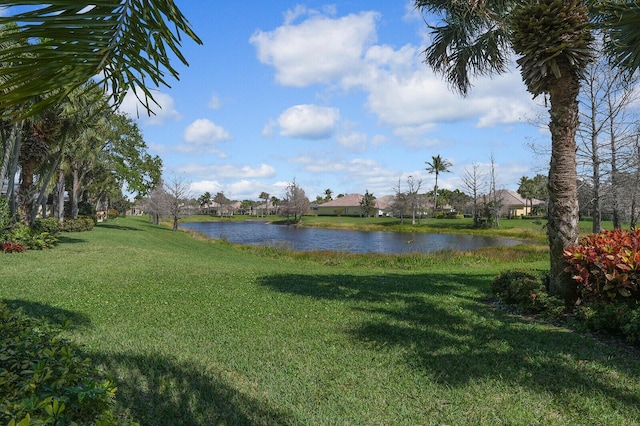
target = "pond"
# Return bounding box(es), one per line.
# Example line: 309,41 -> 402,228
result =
180,221 -> 527,254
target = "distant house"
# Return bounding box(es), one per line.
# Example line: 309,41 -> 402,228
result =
479,189 -> 544,218
316,193 -> 390,217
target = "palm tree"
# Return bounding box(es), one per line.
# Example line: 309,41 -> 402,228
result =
517,176 -> 535,216
198,192 -> 212,214
414,0 -> 598,302
0,1 -> 201,119
425,155 -> 452,214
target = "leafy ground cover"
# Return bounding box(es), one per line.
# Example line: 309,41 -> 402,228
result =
2,216 -> 639,425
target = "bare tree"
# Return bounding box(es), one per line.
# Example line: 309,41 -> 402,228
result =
462,163 -> 486,228
389,178 -> 409,224
577,52 -> 639,231
281,179 -> 309,222
164,176 -> 194,231
406,175 -> 423,224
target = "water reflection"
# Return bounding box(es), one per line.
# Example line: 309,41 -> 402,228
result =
181,221 -> 526,254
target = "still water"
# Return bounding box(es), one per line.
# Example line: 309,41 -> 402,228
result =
181,221 -> 526,254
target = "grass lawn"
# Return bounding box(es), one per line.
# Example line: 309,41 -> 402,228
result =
2,216 -> 639,425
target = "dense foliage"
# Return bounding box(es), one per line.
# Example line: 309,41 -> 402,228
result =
0,302 -> 136,425
490,270 -> 564,319
564,229 -> 640,303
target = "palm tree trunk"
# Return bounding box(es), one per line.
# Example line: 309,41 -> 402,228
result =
547,74 -> 580,303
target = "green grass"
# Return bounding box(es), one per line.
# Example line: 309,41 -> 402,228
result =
2,216 -> 639,425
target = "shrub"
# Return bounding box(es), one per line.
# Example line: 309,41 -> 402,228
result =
2,241 -> 26,253
5,225 -> 58,250
0,195 -> 11,237
563,229 -> 640,303
491,270 -> 545,306
491,270 -> 564,318
621,307 -> 640,342
573,301 -> 630,334
33,217 -> 61,234
61,216 -> 95,232
107,209 -> 119,220
0,302 -> 137,425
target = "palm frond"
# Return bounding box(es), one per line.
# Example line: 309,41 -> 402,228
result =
416,0 -> 512,96
595,0 -> 640,74
0,1 -> 202,119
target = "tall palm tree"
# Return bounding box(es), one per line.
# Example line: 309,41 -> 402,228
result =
517,176 -> 535,216
0,1 -> 201,119
425,154 -> 452,213
415,0 -> 595,302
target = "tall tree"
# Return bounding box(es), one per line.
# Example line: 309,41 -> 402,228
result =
415,0 -> 594,301
259,191 -> 270,217
425,155 -> 451,215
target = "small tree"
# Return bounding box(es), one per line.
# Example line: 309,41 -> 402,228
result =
165,176 -> 193,231
389,179 -> 409,224
462,163 -> 486,228
281,179 -> 309,222
359,190 -> 376,217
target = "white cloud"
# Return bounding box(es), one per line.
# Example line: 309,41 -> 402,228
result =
277,104 -> 340,139
178,119 -> 231,154
216,164 -> 276,179
119,89 -> 181,125
336,131 -> 367,151
189,180 -> 224,195
175,163 -> 275,180
251,10 -> 379,87
252,10 -> 539,143
185,119 -> 231,143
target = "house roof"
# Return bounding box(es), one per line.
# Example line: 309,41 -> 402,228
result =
318,193 -> 388,209
486,189 -> 544,206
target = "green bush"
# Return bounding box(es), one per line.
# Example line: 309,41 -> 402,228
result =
33,217 -> 61,234
61,216 -> 95,232
107,209 -> 119,220
573,302 -> 629,334
0,302 -> 137,425
491,270 -> 564,318
621,307 -> 640,342
0,195 -> 11,237
5,225 -> 58,250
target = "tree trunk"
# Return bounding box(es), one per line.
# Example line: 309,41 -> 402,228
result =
71,162 -> 80,219
17,158 -> 38,225
56,168 -> 65,224
590,99 -> 602,233
547,74 -> 581,303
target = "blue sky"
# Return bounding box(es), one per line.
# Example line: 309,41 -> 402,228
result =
119,1 -> 550,201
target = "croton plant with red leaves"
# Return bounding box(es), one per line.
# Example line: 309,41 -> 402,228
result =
564,229 -> 640,303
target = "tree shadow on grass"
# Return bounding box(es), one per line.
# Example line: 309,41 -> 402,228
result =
56,235 -> 87,244
3,298 -> 92,329
258,271 -> 640,415
97,223 -> 143,231
88,351 -> 296,426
